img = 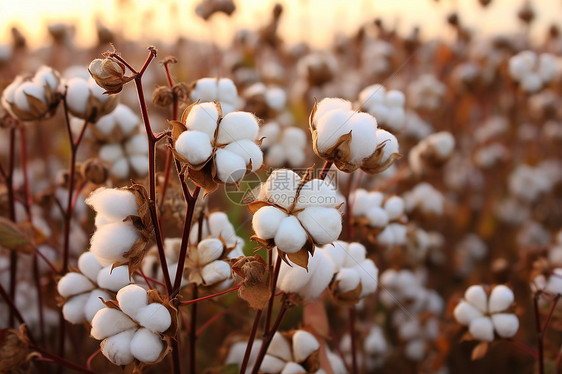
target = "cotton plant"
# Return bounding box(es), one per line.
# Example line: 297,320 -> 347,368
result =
407,74 -> 446,111
173,101 -> 263,191
99,132 -> 149,179
57,251 -> 132,324
243,82 -> 287,118
453,285 -> 519,343
508,164 -> 555,203
508,51 -> 558,93
454,234 -> 488,278
90,284 -> 176,366
358,84 -> 406,132
189,77 -> 239,114
65,76 -> 118,122
340,325 -> 389,370
403,182 -> 445,216
185,237 -> 238,290
1,65 -> 61,121
250,169 -> 342,267
309,97 -> 400,173
361,39 -> 394,77
403,110 -> 433,140
409,131 -> 455,175
258,122 -> 307,168
297,52 -> 338,87
141,238 -> 184,287
188,211 -> 245,253
473,143 -> 510,169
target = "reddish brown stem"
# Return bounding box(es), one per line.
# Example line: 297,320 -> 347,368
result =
240,309 -> 263,374
196,303 -> 237,337
189,284 -> 198,374
179,283 -> 242,306
34,346 -> 95,374
534,291 -> 545,374
319,161 -> 333,180
264,254 -> 282,335
86,348 -> 100,371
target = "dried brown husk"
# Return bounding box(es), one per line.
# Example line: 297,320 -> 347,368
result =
0,325 -> 36,373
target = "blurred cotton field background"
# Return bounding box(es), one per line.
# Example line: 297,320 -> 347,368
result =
1,0 -> 562,374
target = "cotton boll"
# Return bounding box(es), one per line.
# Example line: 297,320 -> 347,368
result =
124,134 -> 149,155
207,212 -> 236,242
84,290 -> 112,323
292,330 -> 320,362
191,78 -> 218,102
201,260 -> 232,285
454,300 -> 483,325
469,317 -> 494,342
344,242 -> 367,266
521,72 -> 542,93
86,188 -> 138,221
184,102 -> 219,139
116,284 -> 149,319
322,241 -> 348,271
62,293 -> 90,324
97,265 -> 131,292
197,238 -> 224,264
386,107 -> 405,130
335,268 -> 361,293
347,113 -> 378,163
491,313 -> 519,338
224,139 -> 263,171
359,85 -> 386,110
465,285 -> 488,313
100,329 -> 135,366
89,78 -> 109,102
89,221 -> 140,266
91,308 -> 137,340
260,355 -> 287,373
298,206 -> 342,245
405,339 -> 426,361
99,144 -> 124,162
34,66 -> 59,91
295,179 -> 337,210
265,87 -> 286,111
57,272 -> 95,297
366,207 -> 389,227
113,105 -> 140,136
252,206 -> 288,239
315,110 -> 353,153
357,259 -> 378,296
386,90 -> 405,107
65,78 -> 90,114
268,332 -> 292,362
539,53 -> 557,82
351,189 -> 370,216
78,252 -> 103,282
215,148 -> 247,183
282,128 -> 307,149
299,252 -> 335,299
262,169 -> 300,209
384,196 -> 404,220
217,112 -> 260,144
175,130 -> 213,166
376,129 -> 399,163
130,328 -> 164,363
110,158 -> 130,179
135,303 -> 172,333
129,155 -> 149,175
281,362 -> 307,374
278,259 -> 312,293
259,122 -> 281,148
315,98 -> 352,122
509,55 -> 530,80
488,285 -> 514,313
274,216 -> 308,253
265,144 -> 286,167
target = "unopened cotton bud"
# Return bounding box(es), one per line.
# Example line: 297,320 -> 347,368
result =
216,111 -> 259,144
252,206 -> 288,240
62,293 -> 90,324
96,265 -> 131,292
100,329 -> 135,365
116,284 -> 148,319
57,272 -> 95,297
215,148 -> 247,183
224,139 -> 263,171
268,332 -> 292,362
488,285 -> 514,313
469,317 -> 494,342
491,313 -> 519,338
275,216 -> 308,253
88,57 -> 127,94
297,206 -> 342,245
184,102 -> 219,139
292,330 -> 320,362
175,130 -> 213,166
91,308 -> 137,340
77,251 -> 103,282
86,188 -> 138,221
151,86 -> 174,107
201,260 -> 231,285
130,328 -> 164,363
135,303 -> 172,333
465,285 -> 488,313
197,238 -> 224,264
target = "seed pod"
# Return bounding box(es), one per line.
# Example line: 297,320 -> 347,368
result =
89,57 -> 128,94
81,158 -> 108,184
152,86 -> 174,107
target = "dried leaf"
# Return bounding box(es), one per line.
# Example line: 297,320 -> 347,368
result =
287,247 -> 310,270
0,217 -> 36,254
0,325 -> 33,372
169,119 -> 187,144
246,201 -> 272,215
471,341 -> 489,360
238,281 -> 271,310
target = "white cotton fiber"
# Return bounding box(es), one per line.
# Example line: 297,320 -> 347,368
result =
335,268 -> 361,293
295,179 -> 337,210
201,260 -> 231,285
217,112 -> 259,144
465,285 -> 488,313
84,289 -> 111,323
78,251 -> 103,282
129,155 -> 149,175
124,134 -> 149,155
34,66 -> 59,91
89,78 -> 109,101
89,221 -> 140,266
261,355 -> 286,373
384,196 -> 404,221
91,308 -> 137,340
274,216 -> 308,253
265,144 -> 286,167
280,362 -> 306,374
282,127 -> 307,148
197,238 -> 224,264
286,147 -> 305,168
315,98 -> 352,122
262,169 -> 300,209
322,241 -> 347,271
366,207 -> 389,227
521,72 -> 542,93
110,158 -> 130,180
86,188 -> 138,220
297,206 -> 342,245
469,317 -> 494,342
57,272 -> 95,297
252,206 -> 288,240
135,303 -> 172,333
100,329 -> 135,366
65,78 -> 90,114
97,265 -> 131,292
175,130 -> 213,166
491,313 -> 519,338
350,189 -> 369,217
299,252 -> 335,299
488,285 -> 514,313
315,110 -> 353,153
359,85 -> 386,110
130,328 -> 163,363
265,87 -> 286,111
208,212 -> 236,242
347,113 -> 377,163
184,102 -> 219,139
357,259 -> 378,296
224,139 -> 263,171
344,242 -> 367,266
292,330 -> 319,363
267,332 -> 292,362
113,104 -> 140,136
215,148 -> 247,183
99,144 -> 124,163
217,78 -> 238,104
386,90 -> 405,107
259,122 -> 281,148
428,132 -> 454,159
62,293 -> 90,324
454,300 -> 483,325
191,78 -> 218,102
116,284 -> 149,319
376,129 -> 399,163
277,256 -> 313,293
404,339 -> 425,361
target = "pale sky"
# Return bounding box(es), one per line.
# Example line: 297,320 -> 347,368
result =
0,0 -> 560,48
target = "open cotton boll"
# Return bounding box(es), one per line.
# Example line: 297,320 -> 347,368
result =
86,188 -> 138,221
357,260 -> 378,296
465,285 -> 488,313
197,238 -> 224,264
91,308 -> 137,340
280,362 -> 307,374
201,260 -> 232,285
351,189 -> 370,216
117,284 -> 149,319
343,242 -> 367,266
539,54 -> 557,82
110,158 -> 130,179
359,85 -> 386,109
184,102 -> 219,140
130,328 -> 163,363
262,169 -> 300,209
488,285 -> 514,313
376,129 -> 399,163
298,206 -> 342,245
299,252 -> 335,299
404,339 -> 426,361
275,216 -> 308,253
14,82 -> 45,111
521,73 -> 542,93
322,241 -> 347,271
282,128 -> 307,149
292,330 -> 320,363
175,130 -> 213,166
99,144 -> 124,163
85,290 -> 111,323
348,113 -> 378,163
335,268 -> 361,293
113,105 -> 140,135
295,179 -> 337,210
217,78 -> 238,104
57,272 -> 95,297
260,355 -> 287,373
491,313 -> 519,338
78,252 -> 103,282
259,122 -> 281,148
268,332 -> 293,362
366,207 -> 389,227
215,148 -> 247,183
129,155 -> 149,175
277,256 -> 315,293
135,303 -> 172,333
454,301 -> 483,325
101,329 -> 136,366
253,206 -> 288,239
469,317 -> 494,342
191,78 -> 218,102
217,111 -> 260,144
315,98 -> 352,122
386,90 -> 406,107
315,110 -> 353,153
124,134 -> 148,155
97,265 -> 131,292
429,132 -> 455,159
224,139 -> 263,171
89,221 -> 140,266
63,293 -> 90,324
384,196 -> 404,220
265,87 -> 286,111
265,144 -> 286,167
208,212 -> 236,241
65,78 -> 90,114
34,66 -> 59,90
